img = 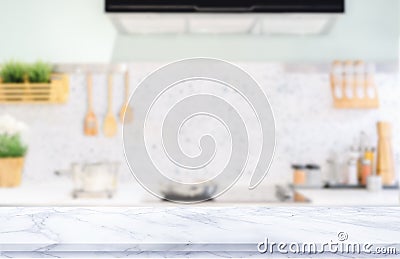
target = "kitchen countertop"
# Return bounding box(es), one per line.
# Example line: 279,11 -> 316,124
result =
0,207 -> 399,258
297,188 -> 399,206
1,180 -> 302,206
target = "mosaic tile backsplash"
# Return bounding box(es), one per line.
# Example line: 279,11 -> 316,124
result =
1,63 -> 399,186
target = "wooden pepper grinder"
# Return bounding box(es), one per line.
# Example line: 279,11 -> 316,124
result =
376,121 -> 395,186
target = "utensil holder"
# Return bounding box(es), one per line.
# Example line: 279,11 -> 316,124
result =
330,60 -> 379,109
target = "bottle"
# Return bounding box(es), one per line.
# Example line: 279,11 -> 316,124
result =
357,132 -> 369,183
354,61 -> 365,99
364,147 -> 375,174
361,159 -> 372,186
344,61 -> 354,99
326,151 -> 341,185
347,142 -> 360,185
366,63 -> 377,99
331,61 -> 343,99
347,159 -> 358,185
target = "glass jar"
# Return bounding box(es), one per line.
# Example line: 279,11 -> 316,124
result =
292,164 -> 306,186
305,164 -> 323,188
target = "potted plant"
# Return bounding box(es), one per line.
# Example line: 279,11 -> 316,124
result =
27,61 -> 52,83
0,115 -> 28,187
0,61 -> 26,83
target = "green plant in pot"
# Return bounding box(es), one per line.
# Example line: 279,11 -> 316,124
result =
0,61 -> 27,83
28,61 -> 52,83
0,61 -> 52,83
0,115 -> 28,187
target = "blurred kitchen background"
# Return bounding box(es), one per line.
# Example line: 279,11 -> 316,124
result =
0,0 -> 399,206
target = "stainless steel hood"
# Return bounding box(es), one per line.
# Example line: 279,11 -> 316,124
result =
106,0 -> 344,35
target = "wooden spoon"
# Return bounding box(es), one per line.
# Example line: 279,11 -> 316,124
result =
84,73 -> 98,136
119,71 -> 134,123
103,74 -> 117,137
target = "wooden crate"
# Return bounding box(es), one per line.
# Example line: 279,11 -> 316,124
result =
0,74 -> 69,104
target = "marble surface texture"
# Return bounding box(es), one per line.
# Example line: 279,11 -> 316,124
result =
0,207 -> 399,257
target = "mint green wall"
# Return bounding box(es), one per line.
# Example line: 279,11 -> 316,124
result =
112,0 -> 400,62
0,0 -> 398,63
0,0 -> 115,63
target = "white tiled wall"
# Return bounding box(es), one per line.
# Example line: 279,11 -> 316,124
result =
1,63 -> 399,186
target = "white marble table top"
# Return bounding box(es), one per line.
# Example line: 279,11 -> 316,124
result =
0,207 -> 399,258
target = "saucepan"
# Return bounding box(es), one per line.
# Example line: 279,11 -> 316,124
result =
55,161 -> 119,198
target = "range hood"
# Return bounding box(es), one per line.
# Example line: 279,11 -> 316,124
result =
106,0 -> 344,35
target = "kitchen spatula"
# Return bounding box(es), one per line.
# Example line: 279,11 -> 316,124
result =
119,71 -> 134,123
103,74 -> 117,137
84,73 -> 98,136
